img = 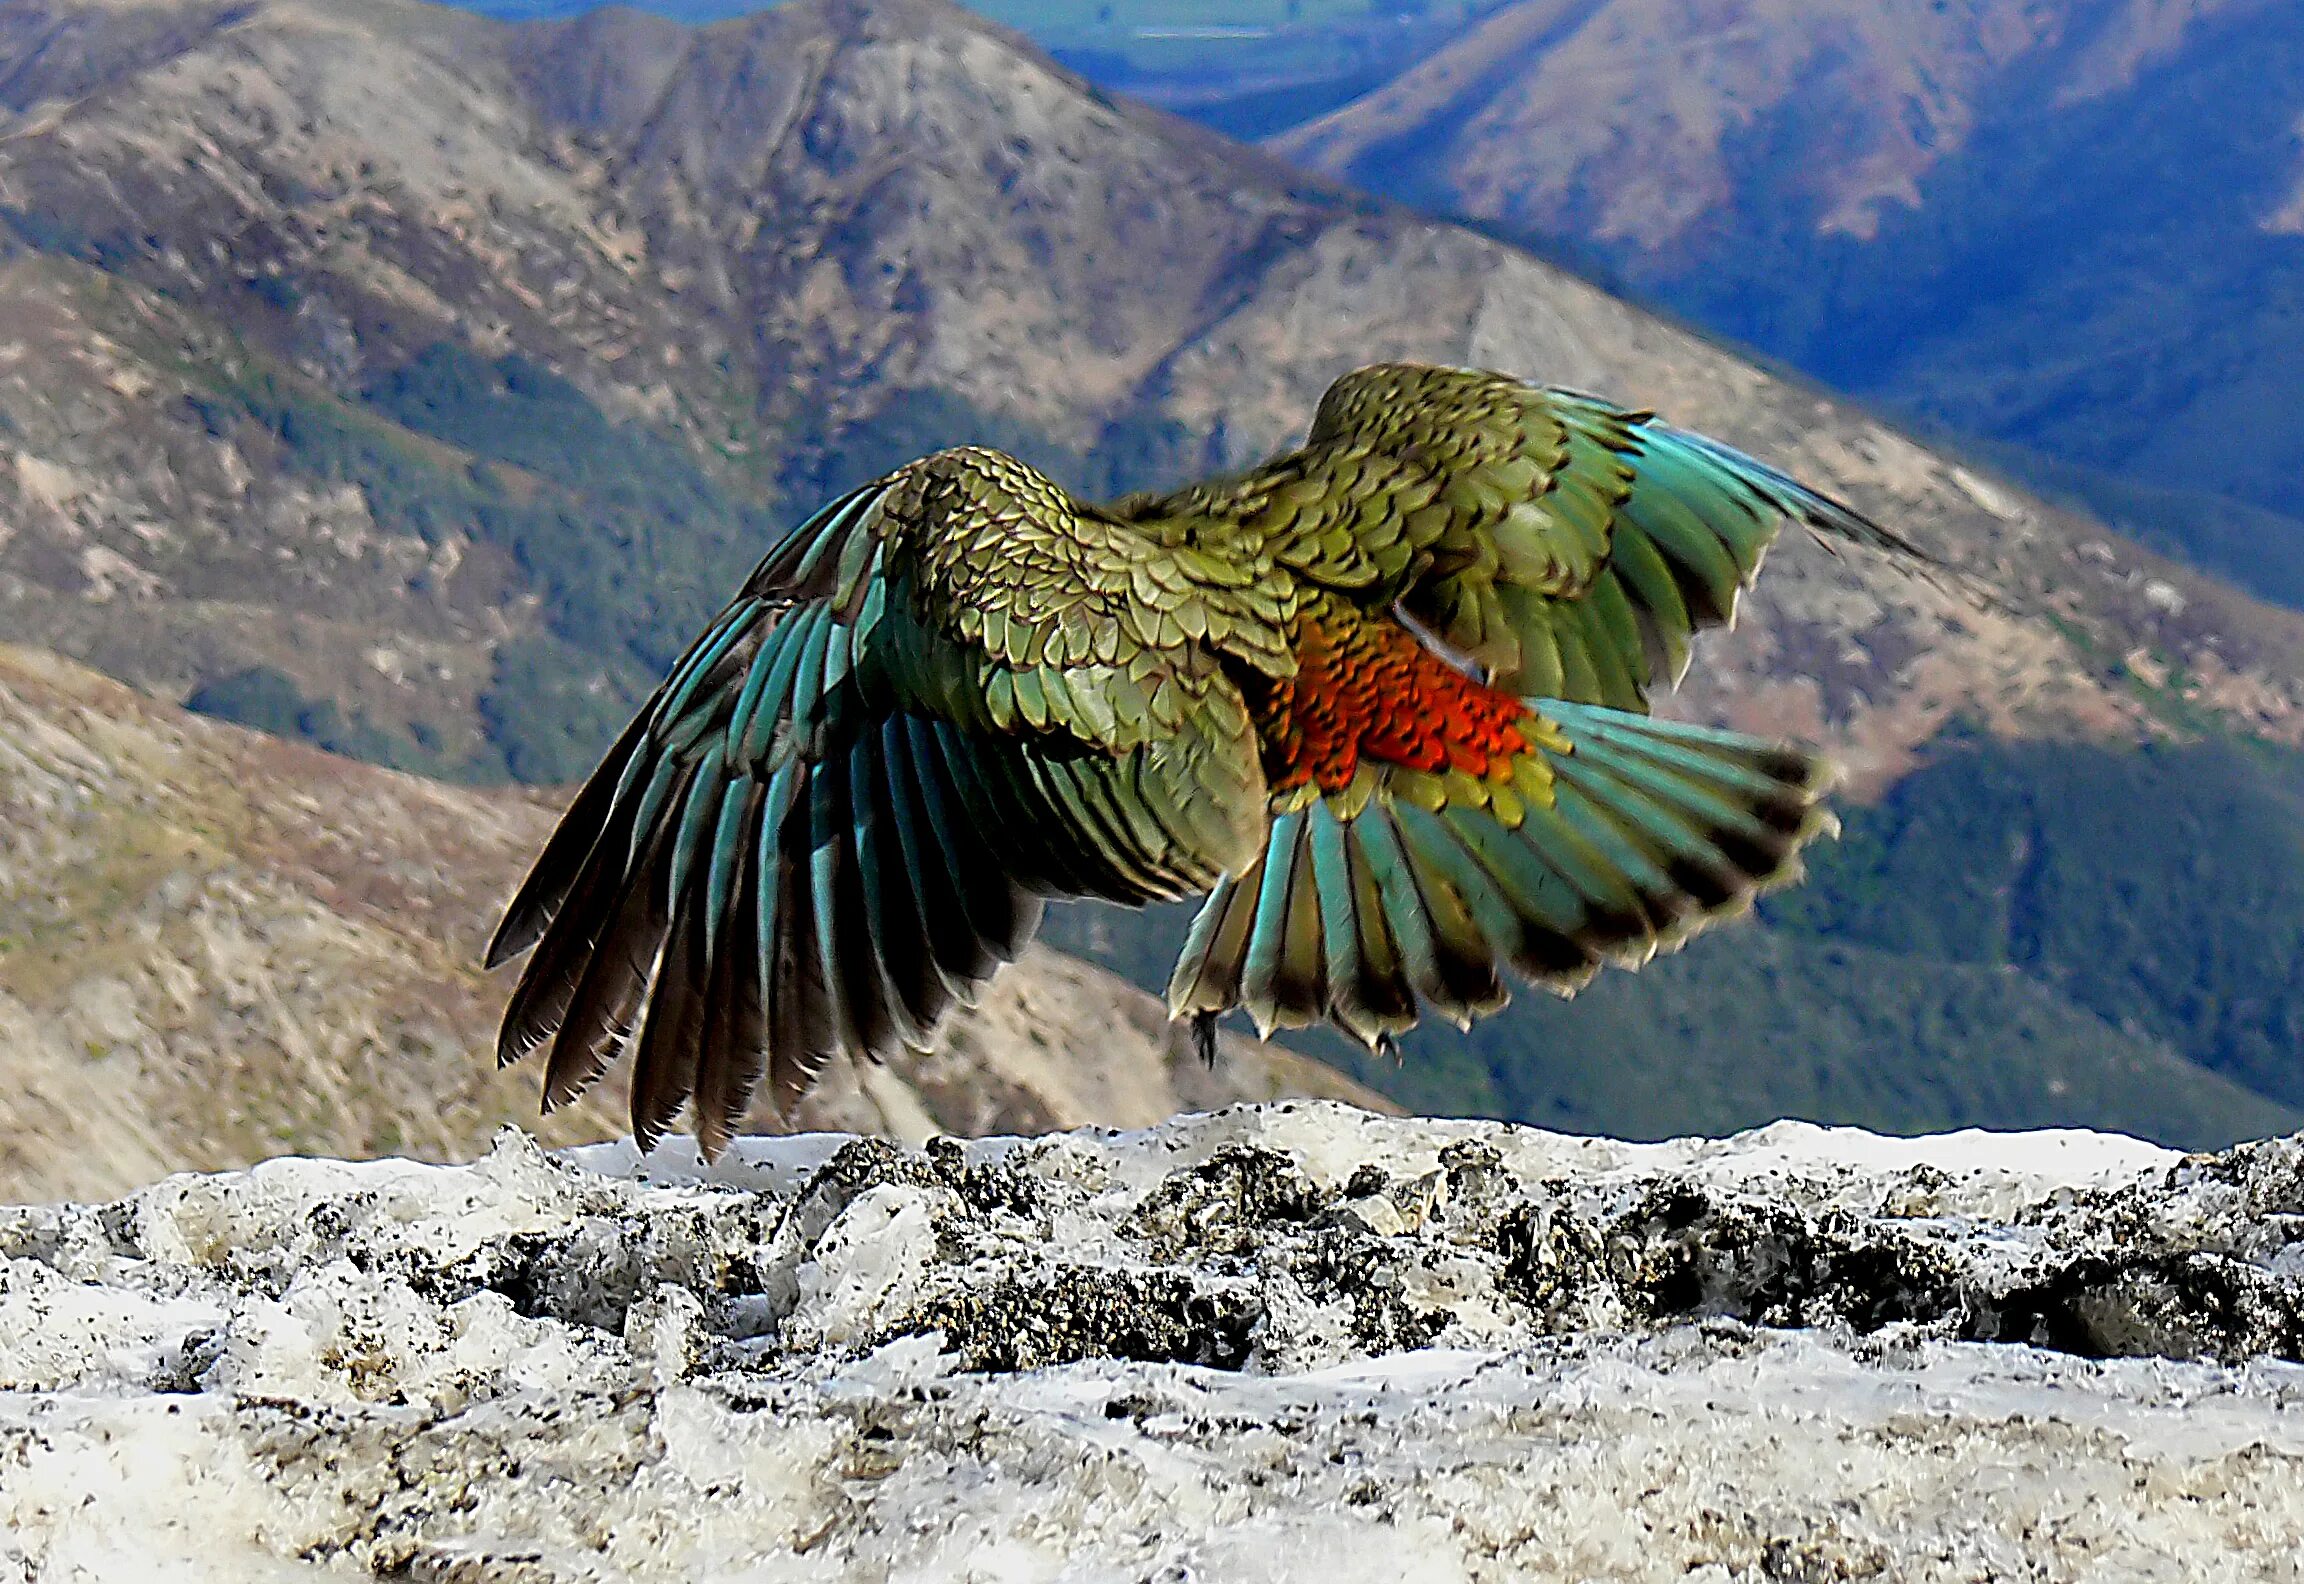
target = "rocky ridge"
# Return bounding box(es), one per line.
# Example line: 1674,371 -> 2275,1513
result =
4,1102 -> 2303,1578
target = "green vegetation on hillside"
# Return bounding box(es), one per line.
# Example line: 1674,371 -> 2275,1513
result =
183,339 -> 1144,784
184,665 -> 472,781
360,346 -> 774,685
1766,736 -> 2304,1110
187,344 -> 785,782
1042,734 -> 2304,1149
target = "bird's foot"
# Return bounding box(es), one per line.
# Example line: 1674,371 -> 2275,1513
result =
1190,1010 -> 1219,1068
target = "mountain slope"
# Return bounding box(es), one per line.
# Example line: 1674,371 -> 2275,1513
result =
4,0 -> 2304,794
7,0 -> 2304,1150
0,641 -> 1385,1205
1040,722 -> 2304,1148
1261,0 -> 2304,607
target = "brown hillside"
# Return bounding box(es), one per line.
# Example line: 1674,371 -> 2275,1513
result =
0,641 -> 1386,1204
0,0 -> 2297,794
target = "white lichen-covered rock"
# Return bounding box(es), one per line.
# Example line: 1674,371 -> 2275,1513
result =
4,1102 -> 2303,1581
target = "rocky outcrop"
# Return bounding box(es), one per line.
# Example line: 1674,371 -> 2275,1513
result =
6,1102 -> 2301,1578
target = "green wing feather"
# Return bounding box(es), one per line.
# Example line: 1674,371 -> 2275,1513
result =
1121,363 -> 1930,713
1495,412 -> 1926,705
488,447 -> 1274,1156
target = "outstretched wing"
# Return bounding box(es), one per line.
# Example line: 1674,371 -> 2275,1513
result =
1127,362 -> 1927,711
486,447 -> 1278,1155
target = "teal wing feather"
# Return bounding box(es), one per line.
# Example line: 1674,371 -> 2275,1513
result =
489,448 -> 1275,1156
1166,703 -> 1839,1042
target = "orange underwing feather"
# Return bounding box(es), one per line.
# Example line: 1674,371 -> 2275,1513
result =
1244,599 -> 1532,793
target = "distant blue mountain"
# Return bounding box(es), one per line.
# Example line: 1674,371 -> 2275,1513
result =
1250,0 -> 2304,612
449,2 -> 2304,613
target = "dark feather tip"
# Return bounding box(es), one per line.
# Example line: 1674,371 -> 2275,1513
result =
482,912 -> 537,972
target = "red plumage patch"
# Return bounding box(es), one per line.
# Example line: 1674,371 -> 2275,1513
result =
1249,604 -> 1530,792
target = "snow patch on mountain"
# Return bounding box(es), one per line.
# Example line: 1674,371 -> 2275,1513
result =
5,1102 -> 2302,1581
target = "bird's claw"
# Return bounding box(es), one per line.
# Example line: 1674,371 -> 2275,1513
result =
1191,1010 -> 1219,1068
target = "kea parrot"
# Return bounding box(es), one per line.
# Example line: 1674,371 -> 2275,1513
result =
487,363 -> 1925,1156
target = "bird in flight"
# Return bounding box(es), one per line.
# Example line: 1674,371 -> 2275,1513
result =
488,363 -> 1924,1156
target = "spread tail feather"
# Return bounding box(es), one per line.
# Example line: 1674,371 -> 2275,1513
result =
1166,703 -> 1836,1042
